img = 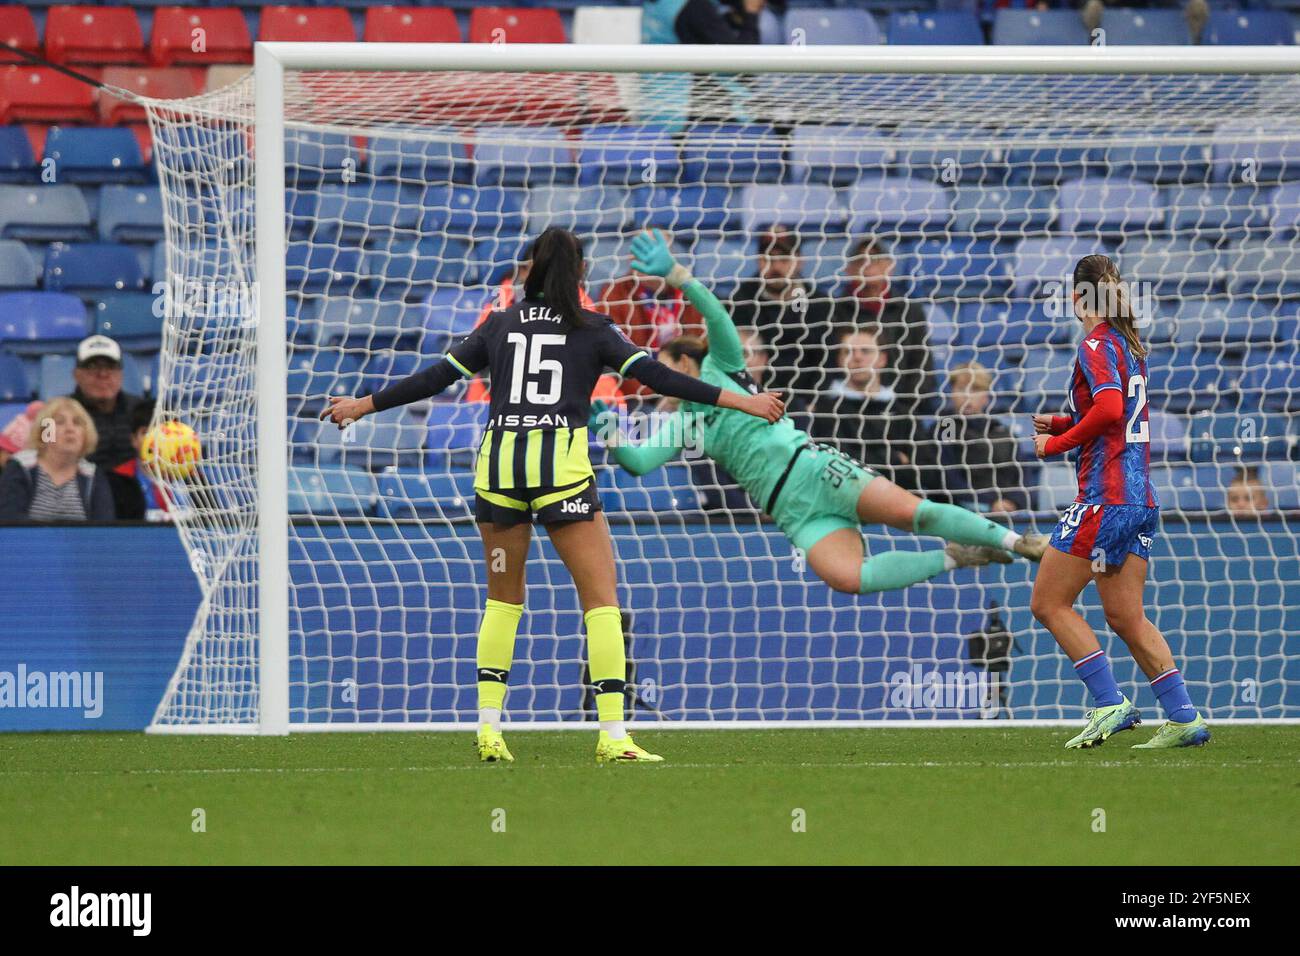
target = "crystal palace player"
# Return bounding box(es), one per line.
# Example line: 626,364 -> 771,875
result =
322,227 -> 783,764
1030,255 -> 1210,750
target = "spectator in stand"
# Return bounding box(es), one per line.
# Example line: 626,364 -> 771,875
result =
728,226 -> 838,399
0,396 -> 115,521
923,362 -> 1030,514
106,400 -> 179,522
66,334 -> 141,470
809,325 -> 919,492
1225,466 -> 1271,516
643,0 -> 765,44
0,401 -> 42,473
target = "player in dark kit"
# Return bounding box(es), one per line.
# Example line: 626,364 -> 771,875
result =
1029,254 -> 1209,750
323,227 -> 784,764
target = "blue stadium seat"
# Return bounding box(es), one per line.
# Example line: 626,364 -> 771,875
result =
285,130 -> 363,185
315,409 -> 426,472
628,185 -> 735,232
1186,411 -> 1290,463
1003,129 -> 1099,186
366,239 -> 476,297
0,184 -> 93,240
97,185 -> 164,242
421,285 -> 490,343
288,465 -> 378,517
781,9 -> 881,45
956,300 -> 1073,350
1212,120 -> 1300,183
314,296 -> 424,348
425,401 -> 488,465
0,240 -> 38,289
992,10 -> 1091,45
689,234 -> 754,296
367,130 -> 467,183
1269,181 -> 1300,237
789,126 -> 892,186
1151,464 -> 1221,511
1010,237 -> 1097,297
455,186 -> 525,234
286,348 -> 364,417
1150,348 -> 1247,414
1242,346 -> 1300,412
1171,298 -> 1300,348
1228,242 -> 1300,299
163,127 -> 243,177
846,175 -> 950,236
286,187 -> 317,240
313,182 -> 430,241
583,233 -> 638,291
740,184 -> 847,234
472,125 -> 576,187
524,185 -> 629,233
603,463 -> 703,513
285,244 -> 366,294
680,123 -> 784,185
895,125 -> 1012,184
1118,235 -> 1223,299
1162,184 -> 1271,241
897,237 -> 1010,300
1148,410 -> 1189,462
1203,10 -> 1293,45
0,126 -> 37,182
578,124 -> 680,187
0,353 -> 30,400
0,291 -> 87,354
1057,177 -> 1163,235
361,348 -> 424,397
375,470 -> 475,520
1259,462 -> 1300,511
43,243 -> 148,295
38,354 -> 75,401
951,185 -> 1055,235
41,127 -> 148,184
888,11 -> 982,44
990,344 -> 1074,414
1103,130 -> 1211,184
1099,8 -> 1191,45
1036,462 -> 1078,511
91,293 -> 162,347
471,234 -> 531,288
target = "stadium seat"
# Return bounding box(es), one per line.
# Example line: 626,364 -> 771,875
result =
285,243 -> 366,294
1099,8 -> 1192,45
1003,129 -> 1100,186
1203,11 -> 1293,45
781,9 -> 881,45
42,127 -> 148,184
1228,242 -> 1300,299
1151,464 -> 1220,511
425,401 -> 488,464
470,234 -> 531,287
44,6 -> 146,66
0,239 -> 38,289
97,185 -> 164,242
1147,410 -> 1188,462
288,465 -> 377,517
150,7 -> 252,66
523,184 -> 628,233
367,130 -> 467,182
259,7 -> 356,43
0,352 -> 29,400
951,185 -> 1055,236
1171,297 -> 1299,348
957,299 -> 1072,351
789,126 -> 891,187
603,463 -> 702,513
1150,348 -> 1246,414
285,130 -> 365,185
680,123 -> 784,185
0,67 -> 98,124
91,292 -> 162,347
316,409 -> 426,472
1036,461 -> 1078,511
582,233 -> 637,291
1269,181 -> 1300,237
37,353 -> 75,401
313,182 -> 429,241
689,234 -> 754,296
740,183 -> 847,236
578,124 -> 679,187
887,11 -> 982,45
897,237 -> 1010,300
1102,128 -> 1211,184
628,184 -> 735,233
1163,184 -> 1270,242
359,347 -> 423,395
472,125 -> 575,186
43,242 -> 148,295
286,348 -> 364,417
0,9 -> 40,64
1212,119 -> 1300,183
992,343 -> 1075,415
424,184 -> 524,234
367,237 -> 475,293
1243,345 -> 1300,413
1010,236 -> 1097,298
314,296 -> 424,348
0,291 -> 88,354
1186,411 -> 1289,463
1118,235 -> 1223,299
468,7 -> 566,44
375,469 -> 475,519
364,6 -> 460,43
846,174 -> 950,237
1260,462 -> 1300,511
992,10 -> 1091,45
0,126 -> 36,182
0,184 -> 92,240
573,5 -> 642,45
98,67 -> 203,125
1057,177 -> 1163,235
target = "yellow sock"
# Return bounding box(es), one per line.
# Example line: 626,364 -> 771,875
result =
584,605 -> 627,729
476,598 -> 523,723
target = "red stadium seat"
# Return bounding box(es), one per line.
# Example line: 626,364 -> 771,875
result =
44,6 -> 147,66
469,7 -> 567,44
0,67 -> 99,124
0,8 -> 40,65
364,7 -> 461,44
150,7 -> 254,67
259,7 -> 357,44
99,67 -> 204,125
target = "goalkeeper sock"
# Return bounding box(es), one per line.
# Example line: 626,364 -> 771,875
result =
1150,667 -> 1199,723
476,598 -> 524,730
585,605 -> 628,738
860,550 -> 952,594
1073,649 -> 1124,708
913,499 -> 1018,552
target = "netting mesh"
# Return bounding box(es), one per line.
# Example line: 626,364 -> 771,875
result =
147,66 -> 1299,728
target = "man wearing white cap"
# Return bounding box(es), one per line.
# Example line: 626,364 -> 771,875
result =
67,334 -> 141,469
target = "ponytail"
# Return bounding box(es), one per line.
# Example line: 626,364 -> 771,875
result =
1073,254 -> 1147,360
524,226 -> 586,328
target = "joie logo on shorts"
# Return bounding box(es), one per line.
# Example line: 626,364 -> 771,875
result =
561,497 -> 590,515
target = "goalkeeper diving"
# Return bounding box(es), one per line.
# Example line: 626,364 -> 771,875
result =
595,231 -> 1049,593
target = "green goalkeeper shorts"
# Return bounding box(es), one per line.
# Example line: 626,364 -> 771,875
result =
768,444 -> 880,553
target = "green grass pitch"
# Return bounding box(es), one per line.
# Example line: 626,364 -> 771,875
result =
2,727 -> 1296,866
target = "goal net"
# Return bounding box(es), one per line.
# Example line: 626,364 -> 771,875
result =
144,45 -> 1300,732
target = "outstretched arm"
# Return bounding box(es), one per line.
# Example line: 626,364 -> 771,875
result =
590,400 -> 685,477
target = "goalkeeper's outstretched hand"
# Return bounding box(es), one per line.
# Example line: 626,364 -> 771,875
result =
321,394 -> 375,429
629,229 -> 676,279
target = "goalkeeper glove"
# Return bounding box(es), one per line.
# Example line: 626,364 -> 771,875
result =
630,229 -> 693,289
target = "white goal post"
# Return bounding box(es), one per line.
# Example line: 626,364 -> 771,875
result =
143,43 -> 1300,734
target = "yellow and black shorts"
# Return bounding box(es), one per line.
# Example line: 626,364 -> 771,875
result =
474,478 -> 602,528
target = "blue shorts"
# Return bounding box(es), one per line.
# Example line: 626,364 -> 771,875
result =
1049,503 -> 1159,570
